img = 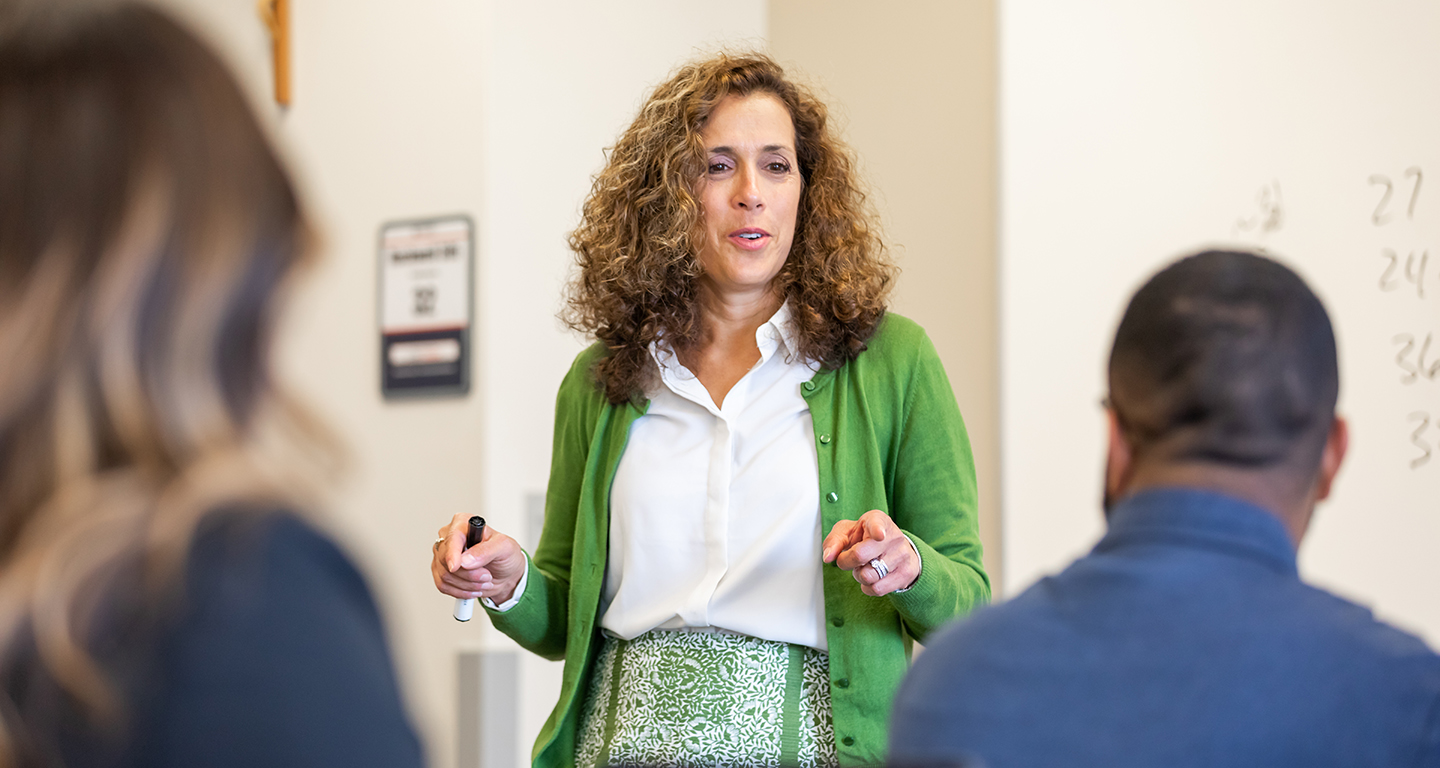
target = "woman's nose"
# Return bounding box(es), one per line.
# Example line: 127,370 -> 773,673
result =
733,168 -> 763,210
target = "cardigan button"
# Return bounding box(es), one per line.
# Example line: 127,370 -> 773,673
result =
802,381 -> 816,392
819,434 -> 832,445
836,678 -> 850,688
826,492 -> 838,503
831,617 -> 844,627
842,736 -> 855,747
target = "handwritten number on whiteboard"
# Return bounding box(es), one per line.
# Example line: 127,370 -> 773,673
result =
1405,250 -> 1429,298
1372,174 -> 1395,225
1397,333 -> 1440,381
1409,412 -> 1432,469
1395,334 -> 1418,383
1405,167 -> 1423,219
1371,168 -> 1423,224
1235,181 -> 1284,237
1380,248 -> 1400,290
1381,250 -> 1431,297
1422,334 -> 1439,380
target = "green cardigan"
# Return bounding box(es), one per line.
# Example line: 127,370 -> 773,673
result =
487,313 -> 990,768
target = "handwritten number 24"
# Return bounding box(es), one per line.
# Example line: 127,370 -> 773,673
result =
1379,249 -> 1429,298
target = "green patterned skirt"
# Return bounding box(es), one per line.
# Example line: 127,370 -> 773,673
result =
576,629 -> 837,768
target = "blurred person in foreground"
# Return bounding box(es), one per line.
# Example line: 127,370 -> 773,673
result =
0,3 -> 424,766
431,52 -> 988,768
890,250 -> 1440,768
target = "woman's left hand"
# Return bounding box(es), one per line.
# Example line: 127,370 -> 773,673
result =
821,509 -> 920,596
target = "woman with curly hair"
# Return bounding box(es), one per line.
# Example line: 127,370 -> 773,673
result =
432,52 -> 988,768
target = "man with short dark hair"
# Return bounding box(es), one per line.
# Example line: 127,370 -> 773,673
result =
890,250 -> 1440,768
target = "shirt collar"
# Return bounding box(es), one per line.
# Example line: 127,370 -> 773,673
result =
758,300 -> 799,364
649,299 -> 799,376
1096,487 -> 1299,576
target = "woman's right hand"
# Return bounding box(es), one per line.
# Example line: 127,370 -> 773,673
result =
431,514 -> 528,606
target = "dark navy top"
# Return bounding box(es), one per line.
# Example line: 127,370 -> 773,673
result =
890,488 -> 1440,768
11,512 -> 425,768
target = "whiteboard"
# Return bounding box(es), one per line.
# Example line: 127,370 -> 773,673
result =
999,0 -> 1440,645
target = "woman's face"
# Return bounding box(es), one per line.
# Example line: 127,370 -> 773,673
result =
693,93 -> 803,301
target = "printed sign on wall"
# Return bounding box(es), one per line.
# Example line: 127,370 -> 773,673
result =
379,215 -> 472,398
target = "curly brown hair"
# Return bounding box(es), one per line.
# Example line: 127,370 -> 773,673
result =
564,51 -> 895,404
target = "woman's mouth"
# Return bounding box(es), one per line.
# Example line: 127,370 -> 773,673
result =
729,228 -> 771,250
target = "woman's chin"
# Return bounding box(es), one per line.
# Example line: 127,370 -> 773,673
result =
700,274 -> 786,302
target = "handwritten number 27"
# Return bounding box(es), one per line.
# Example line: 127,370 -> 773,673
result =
1371,167 -> 1423,225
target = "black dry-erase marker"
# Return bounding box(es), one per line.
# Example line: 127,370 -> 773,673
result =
453,516 -> 486,622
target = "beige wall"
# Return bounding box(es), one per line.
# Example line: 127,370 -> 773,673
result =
769,1 -> 1002,590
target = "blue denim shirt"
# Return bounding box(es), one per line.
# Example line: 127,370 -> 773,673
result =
891,487 -> 1440,768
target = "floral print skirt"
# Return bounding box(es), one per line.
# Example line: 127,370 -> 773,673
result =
576,629 -> 836,768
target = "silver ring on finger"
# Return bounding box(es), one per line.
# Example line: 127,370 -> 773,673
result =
433,536 -> 445,550
869,556 -> 889,581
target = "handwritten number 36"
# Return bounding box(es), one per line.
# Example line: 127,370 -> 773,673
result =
1392,333 -> 1440,383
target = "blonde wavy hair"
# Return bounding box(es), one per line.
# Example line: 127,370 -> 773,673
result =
564,52 -> 895,404
0,3 -> 331,762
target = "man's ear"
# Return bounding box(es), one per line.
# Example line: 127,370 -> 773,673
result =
1106,407 -> 1135,503
1315,415 -> 1349,501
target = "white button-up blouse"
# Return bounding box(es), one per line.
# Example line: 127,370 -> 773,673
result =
600,302 -> 828,651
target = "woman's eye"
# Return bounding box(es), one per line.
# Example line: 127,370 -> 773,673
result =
708,161 -> 731,173
767,161 -> 792,173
